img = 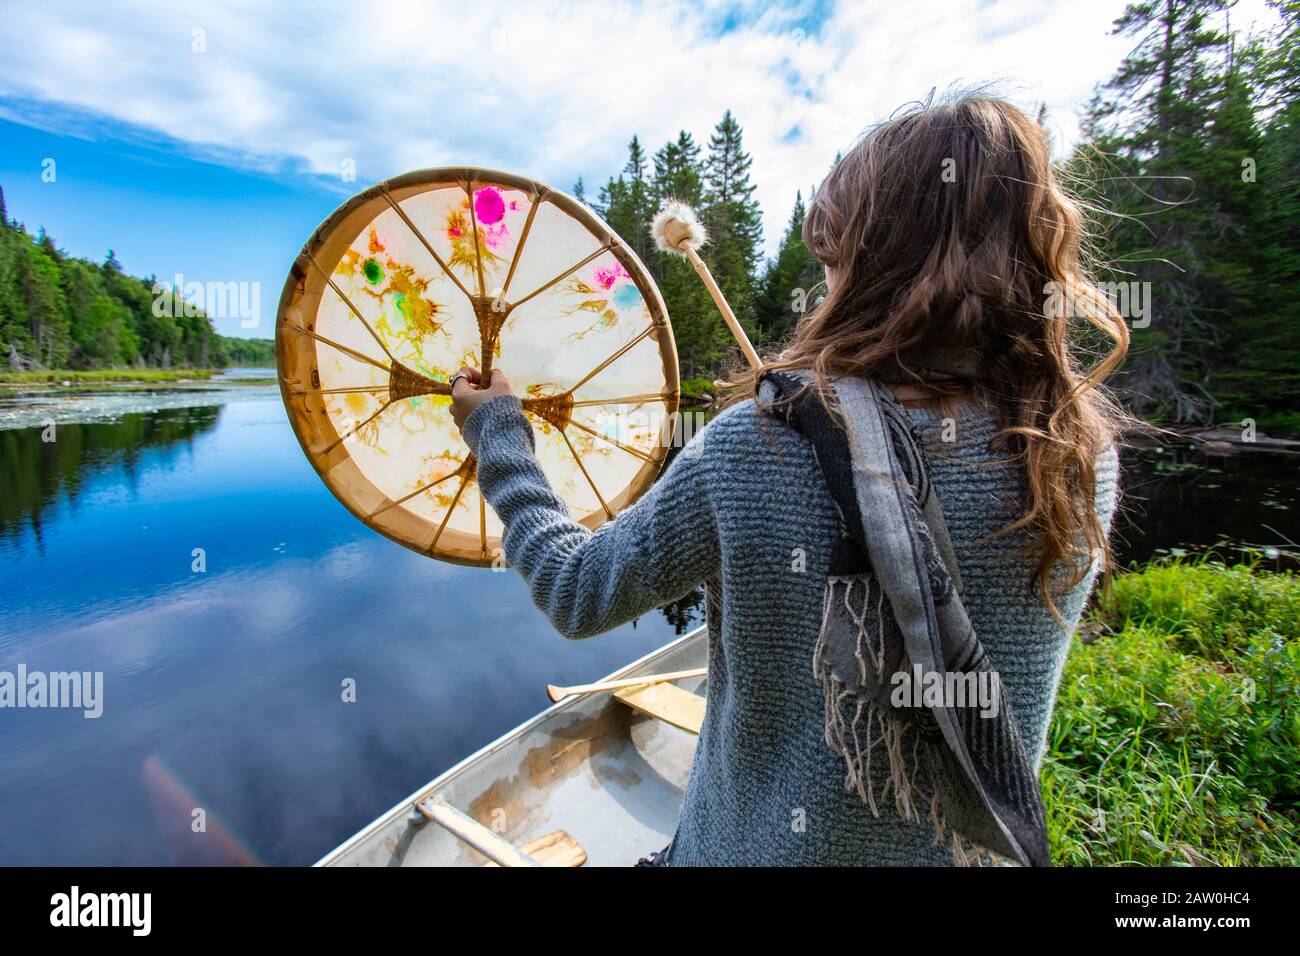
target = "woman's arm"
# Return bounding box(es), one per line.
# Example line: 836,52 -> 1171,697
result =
461,392 -> 720,639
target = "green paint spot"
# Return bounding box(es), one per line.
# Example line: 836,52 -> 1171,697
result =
363,259 -> 384,284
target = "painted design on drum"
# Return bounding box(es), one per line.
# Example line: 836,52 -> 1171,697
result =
277,171 -> 678,566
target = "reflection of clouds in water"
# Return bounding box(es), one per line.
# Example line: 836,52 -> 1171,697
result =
15,536 -> 484,673
11,559 -> 313,667
0,394 -> 686,863
7,493 -> 676,863
318,540 -> 372,581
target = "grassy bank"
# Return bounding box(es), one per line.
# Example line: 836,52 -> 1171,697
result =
1044,556 -> 1300,865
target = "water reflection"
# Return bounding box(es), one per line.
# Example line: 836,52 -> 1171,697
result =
0,398 -> 689,865
0,406 -> 220,547
1114,443 -> 1300,567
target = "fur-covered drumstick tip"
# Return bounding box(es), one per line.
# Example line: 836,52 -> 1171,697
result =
651,200 -> 762,370
652,200 -> 708,255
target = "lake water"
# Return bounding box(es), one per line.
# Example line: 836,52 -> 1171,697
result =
0,383 -> 1294,865
0,383 -> 693,865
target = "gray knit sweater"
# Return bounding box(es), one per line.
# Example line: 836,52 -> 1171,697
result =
463,391 -> 1119,866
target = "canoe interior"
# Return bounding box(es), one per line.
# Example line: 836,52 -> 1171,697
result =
317,625 -> 707,866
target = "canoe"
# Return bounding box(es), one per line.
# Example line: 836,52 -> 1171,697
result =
315,624 -> 708,867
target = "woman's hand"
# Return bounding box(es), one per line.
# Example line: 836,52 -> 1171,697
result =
450,365 -> 514,432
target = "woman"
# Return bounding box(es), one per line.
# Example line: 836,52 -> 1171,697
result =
449,95 -> 1126,866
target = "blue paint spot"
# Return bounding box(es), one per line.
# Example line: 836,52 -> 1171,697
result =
613,283 -> 643,310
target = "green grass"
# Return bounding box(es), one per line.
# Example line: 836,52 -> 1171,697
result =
1219,407 -> 1300,437
0,368 -> 216,384
1255,411 -> 1300,436
680,376 -> 717,404
1044,555 -> 1300,865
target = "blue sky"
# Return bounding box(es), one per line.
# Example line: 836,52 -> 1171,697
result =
0,115 -> 337,338
0,0 -> 1281,338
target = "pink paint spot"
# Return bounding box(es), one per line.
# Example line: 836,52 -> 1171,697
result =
475,187 -> 506,225
594,262 -> 630,290
482,222 -> 510,249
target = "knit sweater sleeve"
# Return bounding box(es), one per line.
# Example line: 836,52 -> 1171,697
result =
461,394 -> 720,639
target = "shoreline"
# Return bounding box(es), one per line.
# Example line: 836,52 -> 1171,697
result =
0,380 -> 280,432
0,368 -> 276,399
1126,422 -> 1300,454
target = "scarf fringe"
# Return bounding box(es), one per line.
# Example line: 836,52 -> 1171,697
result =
816,576 -> 1005,867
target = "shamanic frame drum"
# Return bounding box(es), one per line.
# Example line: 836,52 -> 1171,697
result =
277,168 -> 680,567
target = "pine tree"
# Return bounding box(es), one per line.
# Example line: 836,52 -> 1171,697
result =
20,240 -> 70,367
755,191 -> 821,343
701,111 -> 763,362
1078,0 -> 1234,421
621,136 -> 655,264
36,227 -> 60,262
593,174 -> 619,222
1198,43 -> 1274,413
652,132 -> 704,206
649,131 -> 716,375
1221,0 -> 1300,420
599,137 -> 656,265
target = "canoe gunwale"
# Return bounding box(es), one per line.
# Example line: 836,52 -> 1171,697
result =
314,623 -> 708,866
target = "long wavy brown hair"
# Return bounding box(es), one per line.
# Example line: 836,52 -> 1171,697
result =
751,94 -> 1129,613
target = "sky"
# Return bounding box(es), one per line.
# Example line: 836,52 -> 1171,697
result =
0,0 -> 1282,338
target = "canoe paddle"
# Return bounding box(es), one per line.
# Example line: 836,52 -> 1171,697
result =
547,667 -> 707,702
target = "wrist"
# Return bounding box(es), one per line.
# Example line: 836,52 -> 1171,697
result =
462,394 -> 528,454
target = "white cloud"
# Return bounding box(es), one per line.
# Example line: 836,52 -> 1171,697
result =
0,0 -> 1277,254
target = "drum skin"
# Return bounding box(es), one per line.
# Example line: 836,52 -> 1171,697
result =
276,168 -> 680,567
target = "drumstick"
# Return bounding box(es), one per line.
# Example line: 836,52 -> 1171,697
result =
546,667 -> 707,702
651,201 -> 763,370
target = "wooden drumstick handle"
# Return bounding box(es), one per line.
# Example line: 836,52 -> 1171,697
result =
652,200 -> 763,371
678,243 -> 762,370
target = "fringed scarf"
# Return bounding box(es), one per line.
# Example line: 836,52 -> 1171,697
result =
760,369 -> 1050,867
